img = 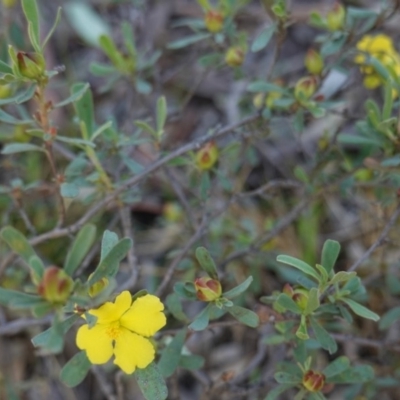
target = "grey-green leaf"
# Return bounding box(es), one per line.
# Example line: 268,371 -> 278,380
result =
135,363 -> 168,400
321,239 -> 340,274
60,351 -> 92,387
341,298 -> 380,321
158,328 -> 187,377
277,255 -> 320,281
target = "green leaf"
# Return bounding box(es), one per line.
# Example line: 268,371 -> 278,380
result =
2,143 -> 44,154
158,328 -> 187,377
21,0 -> 41,52
99,35 -> 127,70
323,356 -> 350,378
100,230 -> 119,261
276,293 -> 302,314
60,182 -> 79,198
89,62 -> 117,76
156,96 -> 167,136
173,282 -> 197,301
42,7 -> 62,49
338,133 -> 382,147
264,384 -> 295,400
167,33 -> 211,49
329,271 -> 357,285
32,314 -> 78,352
0,109 -> 33,125
0,60 -> 12,74
29,255 -> 45,283
304,287 -> 320,315
328,365 -> 374,384
189,304 -> 211,331
55,83 -> 90,108
135,120 -> 157,137
179,354 -> 204,370
274,372 -> 302,384
64,2 -> 111,48
226,305 -> 259,327
251,23 -> 276,52
277,255 -> 320,281
0,288 -> 43,308
135,363 -> 168,400
64,224 -> 97,276
1,226 -> 36,264
88,238 -> 132,285
321,239 -> 340,274
295,315 -> 309,340
72,83 -> 95,138
135,79 -> 152,94
0,85 -> 36,106
165,293 -> 189,322
60,351 -> 92,387
195,247 -> 218,280
310,317 -> 337,354
223,276 -> 253,299
379,306 -> 400,330
121,21 -> 137,59
341,298 -> 380,321
247,81 -> 287,94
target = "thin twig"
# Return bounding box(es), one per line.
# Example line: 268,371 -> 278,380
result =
0,113 -> 259,275
332,333 -> 400,352
349,203 -> 400,272
91,366 -> 117,400
0,315 -> 52,336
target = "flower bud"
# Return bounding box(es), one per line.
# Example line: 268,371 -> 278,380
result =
303,370 -> 326,392
0,84 -> 11,99
88,276 -> 109,297
305,49 -> 324,75
225,47 -> 245,67
205,9 -> 224,33
194,277 -> 222,302
294,76 -> 317,102
16,52 -> 46,80
196,141 -> 219,170
163,202 -> 183,223
292,288 -> 309,310
282,283 -> 294,297
326,3 -> 346,31
38,267 -> 73,304
253,93 -> 264,109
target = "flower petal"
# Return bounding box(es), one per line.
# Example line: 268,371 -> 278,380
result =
76,324 -> 113,364
89,291 -> 132,324
113,328 -> 155,374
120,294 -> 166,337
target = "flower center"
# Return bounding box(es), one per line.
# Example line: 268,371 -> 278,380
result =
106,321 -> 122,340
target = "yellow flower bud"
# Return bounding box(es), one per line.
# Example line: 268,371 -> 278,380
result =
0,84 -> 12,99
305,49 -> 324,75
38,267 -> 73,304
294,76 -> 317,102
292,288 -> 309,310
194,277 -> 222,302
163,202 -> 183,223
303,370 -> 326,392
88,276 -> 109,297
326,2 -> 346,31
16,52 -> 46,80
204,9 -> 224,33
196,141 -> 219,170
282,283 -> 294,297
253,93 -> 264,109
225,47 -> 245,67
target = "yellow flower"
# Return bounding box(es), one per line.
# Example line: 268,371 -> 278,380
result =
354,34 -> 400,91
76,291 -> 166,374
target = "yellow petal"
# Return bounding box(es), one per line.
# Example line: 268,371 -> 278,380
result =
120,294 -> 166,337
356,35 -> 371,52
113,328 -> 155,374
76,324 -> 113,364
89,291 -> 132,324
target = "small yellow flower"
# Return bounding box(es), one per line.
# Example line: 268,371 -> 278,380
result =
76,291 -> 166,374
354,34 -> 400,92
204,9 -> 224,33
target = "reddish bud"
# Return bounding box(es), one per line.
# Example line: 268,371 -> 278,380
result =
16,52 -> 45,80
326,3 -> 346,31
225,47 -> 245,67
294,76 -> 318,102
38,267 -> 73,304
194,276 -> 222,302
196,141 -> 219,170
303,370 -> 326,392
205,9 -> 224,33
